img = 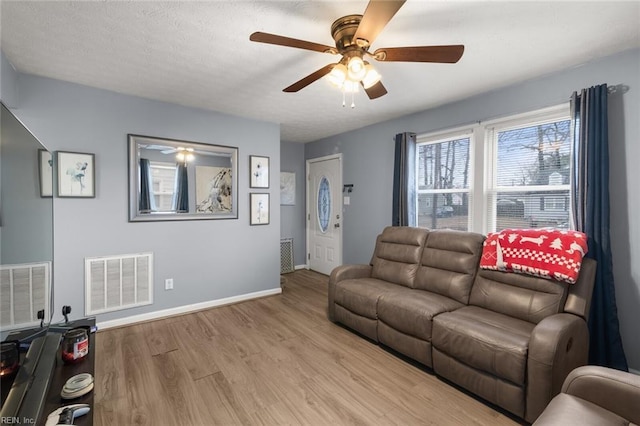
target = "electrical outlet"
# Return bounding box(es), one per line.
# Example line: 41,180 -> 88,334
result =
165,278 -> 174,290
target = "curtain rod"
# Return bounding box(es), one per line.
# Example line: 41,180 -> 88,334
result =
608,84 -> 629,95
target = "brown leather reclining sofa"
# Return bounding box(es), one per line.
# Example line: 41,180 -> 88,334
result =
533,365 -> 640,425
328,226 -> 596,423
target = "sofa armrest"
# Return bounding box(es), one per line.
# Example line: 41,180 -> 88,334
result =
327,264 -> 372,321
525,313 -> 589,423
561,365 -> 640,424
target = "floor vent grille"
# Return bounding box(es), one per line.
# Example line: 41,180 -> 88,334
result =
85,253 -> 153,315
0,262 -> 50,331
280,238 -> 294,274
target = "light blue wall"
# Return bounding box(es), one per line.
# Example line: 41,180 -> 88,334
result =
280,141 -> 306,268
0,52 -> 18,107
6,72 -> 281,325
306,48 -> 640,371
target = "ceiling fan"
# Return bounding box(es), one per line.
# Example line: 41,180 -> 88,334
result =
143,145 -> 201,163
249,0 -> 464,101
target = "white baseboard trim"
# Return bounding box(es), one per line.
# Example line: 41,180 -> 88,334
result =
294,264 -> 308,270
97,287 -> 282,331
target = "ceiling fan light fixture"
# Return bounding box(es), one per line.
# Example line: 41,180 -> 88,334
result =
361,63 -> 381,89
327,63 -> 347,87
347,56 -> 366,81
176,148 -> 196,163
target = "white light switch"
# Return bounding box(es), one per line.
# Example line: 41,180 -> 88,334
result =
343,196 -> 350,205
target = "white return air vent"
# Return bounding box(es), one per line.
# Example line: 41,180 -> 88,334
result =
280,238 -> 294,274
0,262 -> 50,331
85,253 -> 153,315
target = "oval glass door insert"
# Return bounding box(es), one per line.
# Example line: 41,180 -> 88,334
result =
317,176 -> 331,233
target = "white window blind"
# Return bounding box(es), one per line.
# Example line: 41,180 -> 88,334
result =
485,109 -> 572,232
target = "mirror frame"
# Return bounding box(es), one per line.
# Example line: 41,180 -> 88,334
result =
128,134 -> 238,222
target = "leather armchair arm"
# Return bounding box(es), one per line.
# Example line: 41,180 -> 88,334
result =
561,365 -> 640,424
327,264 -> 372,321
525,313 -> 589,423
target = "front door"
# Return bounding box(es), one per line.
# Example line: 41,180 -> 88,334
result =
307,155 -> 342,275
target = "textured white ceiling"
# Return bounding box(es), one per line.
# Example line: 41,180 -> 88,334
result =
1,1 -> 639,143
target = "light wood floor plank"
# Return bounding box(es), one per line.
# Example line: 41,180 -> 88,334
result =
95,269 -> 521,425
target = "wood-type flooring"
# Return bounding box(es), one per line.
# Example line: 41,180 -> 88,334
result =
94,269 -> 521,425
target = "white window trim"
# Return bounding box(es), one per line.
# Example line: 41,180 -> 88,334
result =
416,127 -> 475,231
416,103 -> 571,234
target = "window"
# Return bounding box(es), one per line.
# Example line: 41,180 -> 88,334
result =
486,109 -> 571,232
416,132 -> 472,231
413,104 -> 572,233
149,161 -> 176,212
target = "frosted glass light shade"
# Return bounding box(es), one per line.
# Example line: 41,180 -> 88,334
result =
362,64 -> 381,89
347,57 -> 366,81
327,64 -> 347,87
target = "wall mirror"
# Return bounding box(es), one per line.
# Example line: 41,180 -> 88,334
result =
128,134 -> 238,222
1,102 -> 54,338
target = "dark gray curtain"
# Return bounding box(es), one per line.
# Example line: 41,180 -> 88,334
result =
392,132 -> 417,227
173,163 -> 189,213
570,84 -> 628,371
138,158 -> 155,212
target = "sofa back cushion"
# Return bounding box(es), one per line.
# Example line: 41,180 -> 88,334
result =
371,226 -> 429,288
414,230 -> 485,303
470,269 -> 569,324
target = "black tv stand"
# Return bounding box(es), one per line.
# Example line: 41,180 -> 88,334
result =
1,318 -> 96,425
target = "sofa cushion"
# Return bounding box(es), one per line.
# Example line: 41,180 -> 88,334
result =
470,268 -> 569,324
432,306 -> 535,386
378,288 -> 464,341
414,230 -> 485,303
532,393 -> 628,426
333,278 -> 399,319
370,226 -> 429,287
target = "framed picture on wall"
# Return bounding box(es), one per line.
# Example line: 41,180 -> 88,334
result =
249,155 -> 269,188
280,172 -> 295,205
38,149 -> 53,197
250,193 -> 269,225
56,151 -> 95,198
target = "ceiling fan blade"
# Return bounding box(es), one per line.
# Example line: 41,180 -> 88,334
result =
352,0 -> 406,46
373,45 -> 465,63
362,81 -> 387,99
283,63 -> 336,92
250,32 -> 337,54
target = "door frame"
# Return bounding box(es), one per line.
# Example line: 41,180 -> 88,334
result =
306,153 -> 343,271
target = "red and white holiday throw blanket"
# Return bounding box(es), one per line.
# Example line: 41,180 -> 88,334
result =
480,228 -> 588,284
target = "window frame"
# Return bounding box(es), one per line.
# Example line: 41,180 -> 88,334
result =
149,160 -> 177,213
415,126 -> 475,231
484,104 -> 572,233
414,103 -> 571,234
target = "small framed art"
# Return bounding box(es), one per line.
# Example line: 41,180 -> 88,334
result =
280,172 -> 295,206
250,193 -> 270,225
38,149 -> 53,197
249,155 -> 269,188
57,151 -> 95,198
